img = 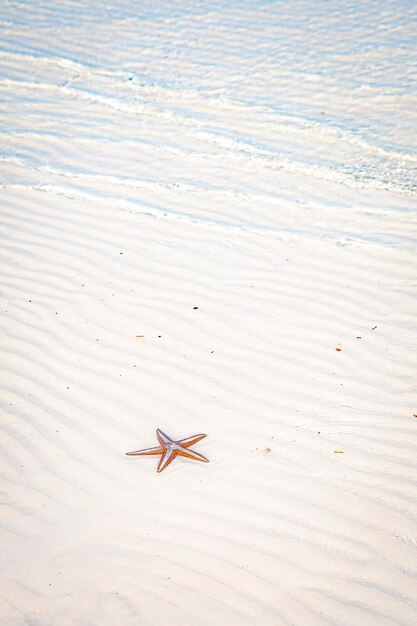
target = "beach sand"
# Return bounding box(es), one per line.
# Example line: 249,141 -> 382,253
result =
1,1 -> 417,624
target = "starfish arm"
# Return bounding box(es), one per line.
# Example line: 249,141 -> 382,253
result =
157,448 -> 176,473
177,446 -> 209,463
156,429 -> 173,446
175,433 -> 207,448
126,445 -> 164,456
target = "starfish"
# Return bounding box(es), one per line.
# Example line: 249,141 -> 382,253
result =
126,429 -> 209,473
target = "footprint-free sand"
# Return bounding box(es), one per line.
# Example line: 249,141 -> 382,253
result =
1,2 -> 417,624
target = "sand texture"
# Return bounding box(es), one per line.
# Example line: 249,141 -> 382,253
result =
1,1 -> 417,625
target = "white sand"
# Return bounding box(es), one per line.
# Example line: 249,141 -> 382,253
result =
1,2 -> 417,625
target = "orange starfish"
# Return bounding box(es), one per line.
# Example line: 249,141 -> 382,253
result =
126,429 -> 209,473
